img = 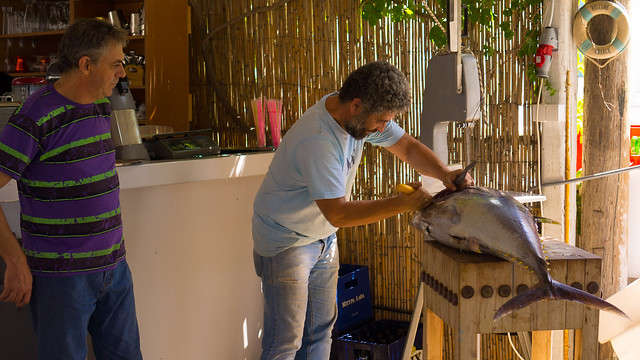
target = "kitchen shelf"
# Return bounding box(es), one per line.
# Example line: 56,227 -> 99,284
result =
0,0 -> 189,131
7,72 -> 45,77
0,30 -> 66,39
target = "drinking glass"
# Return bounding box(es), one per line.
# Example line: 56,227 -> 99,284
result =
48,2 -> 59,30
1,39 -> 12,72
2,6 -> 13,34
58,1 -> 69,29
36,1 -> 49,31
14,11 -> 24,34
23,0 -> 37,33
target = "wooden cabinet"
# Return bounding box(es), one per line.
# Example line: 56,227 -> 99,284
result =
0,0 -> 190,131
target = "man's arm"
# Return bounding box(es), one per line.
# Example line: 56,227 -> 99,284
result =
315,181 -> 431,228
386,133 -> 474,190
0,172 -> 32,307
315,133 -> 474,228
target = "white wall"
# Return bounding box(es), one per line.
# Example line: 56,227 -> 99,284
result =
121,176 -> 265,359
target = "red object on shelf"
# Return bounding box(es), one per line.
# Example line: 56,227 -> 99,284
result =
14,56 -> 26,73
577,131 -> 583,171
631,125 -> 640,166
578,126 -> 640,169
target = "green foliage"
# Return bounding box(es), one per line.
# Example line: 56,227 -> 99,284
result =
361,0 -> 541,54
360,0 -> 544,91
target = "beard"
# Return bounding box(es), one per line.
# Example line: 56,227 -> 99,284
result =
344,113 -> 373,140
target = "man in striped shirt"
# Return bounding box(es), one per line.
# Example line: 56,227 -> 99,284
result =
0,19 -> 142,359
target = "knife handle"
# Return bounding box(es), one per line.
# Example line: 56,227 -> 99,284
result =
396,184 -> 416,195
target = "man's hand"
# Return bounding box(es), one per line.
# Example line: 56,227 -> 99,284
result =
0,256 -> 32,307
442,169 -> 475,191
396,182 -> 432,211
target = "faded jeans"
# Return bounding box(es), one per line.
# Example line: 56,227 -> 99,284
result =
30,259 -> 142,360
254,234 -> 339,360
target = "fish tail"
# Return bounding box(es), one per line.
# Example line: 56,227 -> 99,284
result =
550,280 -> 629,319
493,280 -> 628,321
493,285 -> 551,320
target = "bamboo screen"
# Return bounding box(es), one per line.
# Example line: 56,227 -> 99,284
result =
191,0 -> 540,356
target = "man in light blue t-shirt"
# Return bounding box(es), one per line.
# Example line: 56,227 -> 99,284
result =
252,61 -> 473,360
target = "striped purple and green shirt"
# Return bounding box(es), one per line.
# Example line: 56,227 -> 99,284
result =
0,83 -> 125,276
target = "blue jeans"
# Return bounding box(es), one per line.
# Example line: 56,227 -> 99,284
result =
254,234 -> 339,360
29,259 -> 142,360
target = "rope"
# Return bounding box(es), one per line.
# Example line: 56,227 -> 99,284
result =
507,333 -> 526,360
579,4 -> 624,69
421,0 -> 447,34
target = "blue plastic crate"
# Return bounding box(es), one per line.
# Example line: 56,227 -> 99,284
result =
335,264 -> 374,334
333,319 -> 423,360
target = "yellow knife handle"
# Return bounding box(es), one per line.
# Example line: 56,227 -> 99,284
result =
396,183 -> 416,195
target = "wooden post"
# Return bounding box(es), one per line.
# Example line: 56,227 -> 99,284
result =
581,1 -> 630,359
540,0 -> 579,244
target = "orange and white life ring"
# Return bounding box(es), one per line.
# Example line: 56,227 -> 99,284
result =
573,1 -> 630,60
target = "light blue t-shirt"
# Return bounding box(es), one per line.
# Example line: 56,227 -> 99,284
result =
252,93 -> 405,256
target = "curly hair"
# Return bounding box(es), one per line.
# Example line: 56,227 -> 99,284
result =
338,61 -> 412,114
57,18 -> 128,73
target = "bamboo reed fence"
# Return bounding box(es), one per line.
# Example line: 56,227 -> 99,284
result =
190,0 -> 542,358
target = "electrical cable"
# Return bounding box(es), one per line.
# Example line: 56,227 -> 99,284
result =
507,332 -> 526,360
546,0 -> 555,27
535,79 -> 544,206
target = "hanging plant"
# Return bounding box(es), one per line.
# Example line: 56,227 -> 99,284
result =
360,0 -> 545,94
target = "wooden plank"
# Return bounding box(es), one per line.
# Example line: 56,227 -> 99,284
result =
547,256 -> 568,330
580,256 -> 602,359
425,308 -> 444,360
457,261 -> 479,359
531,331 -> 552,360
144,0 -> 189,130
564,255 -> 587,329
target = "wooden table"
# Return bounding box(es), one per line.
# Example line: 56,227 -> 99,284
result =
422,238 -> 602,360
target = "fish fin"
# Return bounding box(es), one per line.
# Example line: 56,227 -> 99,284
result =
550,280 -> 629,320
493,284 -> 551,320
493,280 -> 629,321
468,237 -> 482,253
534,216 -> 561,225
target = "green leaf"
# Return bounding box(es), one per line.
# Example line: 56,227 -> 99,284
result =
505,29 -> 515,40
469,9 -> 481,23
483,45 -> 496,57
545,80 -> 557,96
429,25 -> 447,49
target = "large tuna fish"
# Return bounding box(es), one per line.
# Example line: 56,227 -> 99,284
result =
408,163 -> 627,320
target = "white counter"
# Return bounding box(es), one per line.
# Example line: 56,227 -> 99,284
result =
0,153 -> 274,360
0,152 -> 274,203
121,153 -> 272,359
117,152 -> 274,189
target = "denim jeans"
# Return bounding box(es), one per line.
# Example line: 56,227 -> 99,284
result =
29,259 -> 142,360
254,234 -> 339,360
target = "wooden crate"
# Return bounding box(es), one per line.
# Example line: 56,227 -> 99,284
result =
422,238 -> 601,360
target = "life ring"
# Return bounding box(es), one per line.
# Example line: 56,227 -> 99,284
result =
572,1 -> 630,60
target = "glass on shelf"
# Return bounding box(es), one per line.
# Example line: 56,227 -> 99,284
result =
36,1 -> 49,32
23,0 -> 37,34
47,1 -> 68,30
1,39 -> 12,72
14,11 -> 24,34
57,1 -> 69,30
29,55 -> 48,73
2,6 -> 13,35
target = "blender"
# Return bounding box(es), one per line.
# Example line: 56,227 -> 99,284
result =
108,77 -> 149,161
